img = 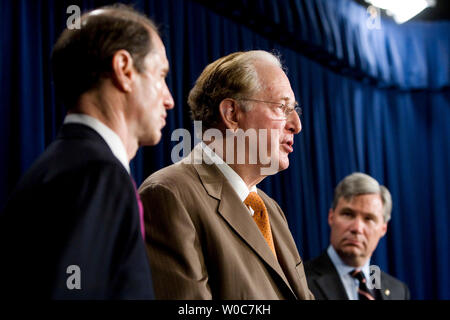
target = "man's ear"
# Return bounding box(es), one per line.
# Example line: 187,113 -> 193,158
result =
380,222 -> 388,238
219,98 -> 239,130
328,208 -> 334,227
111,49 -> 135,93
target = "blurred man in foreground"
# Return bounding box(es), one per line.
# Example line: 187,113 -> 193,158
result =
0,4 -> 174,299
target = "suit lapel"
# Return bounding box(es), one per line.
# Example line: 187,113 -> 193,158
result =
313,252 -> 349,300
315,273 -> 349,300
218,182 -> 297,297
261,195 -> 300,298
377,273 -> 392,300
189,145 -> 296,298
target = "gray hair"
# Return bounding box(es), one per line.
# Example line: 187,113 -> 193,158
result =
332,172 -> 392,222
188,50 -> 282,131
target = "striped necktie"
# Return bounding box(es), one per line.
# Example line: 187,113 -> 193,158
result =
244,192 -> 277,257
350,269 -> 376,300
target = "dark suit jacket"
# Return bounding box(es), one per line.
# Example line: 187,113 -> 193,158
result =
0,123 -> 153,299
304,251 -> 410,300
138,144 -> 314,300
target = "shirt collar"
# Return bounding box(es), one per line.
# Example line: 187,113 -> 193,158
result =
200,142 -> 257,202
64,114 -> 130,173
327,245 -> 371,279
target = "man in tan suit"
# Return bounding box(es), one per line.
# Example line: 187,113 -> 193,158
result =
139,51 -> 314,299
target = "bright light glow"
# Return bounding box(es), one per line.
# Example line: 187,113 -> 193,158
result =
88,9 -> 107,16
365,0 -> 435,23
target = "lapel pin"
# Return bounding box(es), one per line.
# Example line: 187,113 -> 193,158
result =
385,289 -> 390,296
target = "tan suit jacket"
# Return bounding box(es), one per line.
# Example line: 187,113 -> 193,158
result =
139,145 -> 314,300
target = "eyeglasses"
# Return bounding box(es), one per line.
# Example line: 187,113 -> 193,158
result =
239,98 -> 302,119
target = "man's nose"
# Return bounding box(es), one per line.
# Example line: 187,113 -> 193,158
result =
285,111 -> 301,134
350,217 -> 364,234
164,85 -> 175,110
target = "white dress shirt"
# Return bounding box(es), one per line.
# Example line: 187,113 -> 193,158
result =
200,142 -> 257,216
327,245 -> 371,300
64,114 -> 130,173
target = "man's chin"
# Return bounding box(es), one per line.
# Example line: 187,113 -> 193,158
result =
140,131 -> 162,147
339,246 -> 362,258
278,158 -> 289,171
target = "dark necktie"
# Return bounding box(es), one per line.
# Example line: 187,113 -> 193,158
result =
131,178 -> 145,240
350,269 -> 376,300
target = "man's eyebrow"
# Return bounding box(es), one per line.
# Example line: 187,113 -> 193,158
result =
340,208 -> 379,219
364,212 -> 378,220
280,96 -> 298,104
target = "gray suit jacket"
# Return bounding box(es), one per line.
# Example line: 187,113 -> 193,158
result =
304,251 -> 410,300
139,145 -> 314,300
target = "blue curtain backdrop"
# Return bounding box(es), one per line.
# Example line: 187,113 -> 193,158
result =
0,0 -> 448,299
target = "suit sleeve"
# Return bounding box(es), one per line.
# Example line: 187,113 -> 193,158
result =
139,182 -> 212,299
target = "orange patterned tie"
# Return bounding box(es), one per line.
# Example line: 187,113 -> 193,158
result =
244,192 -> 277,257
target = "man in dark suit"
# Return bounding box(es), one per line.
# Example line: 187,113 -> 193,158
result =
0,5 -> 174,299
139,51 -> 314,299
305,173 -> 410,300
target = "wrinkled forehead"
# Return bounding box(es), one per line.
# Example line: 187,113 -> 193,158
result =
338,194 -> 384,214
256,63 -> 294,100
